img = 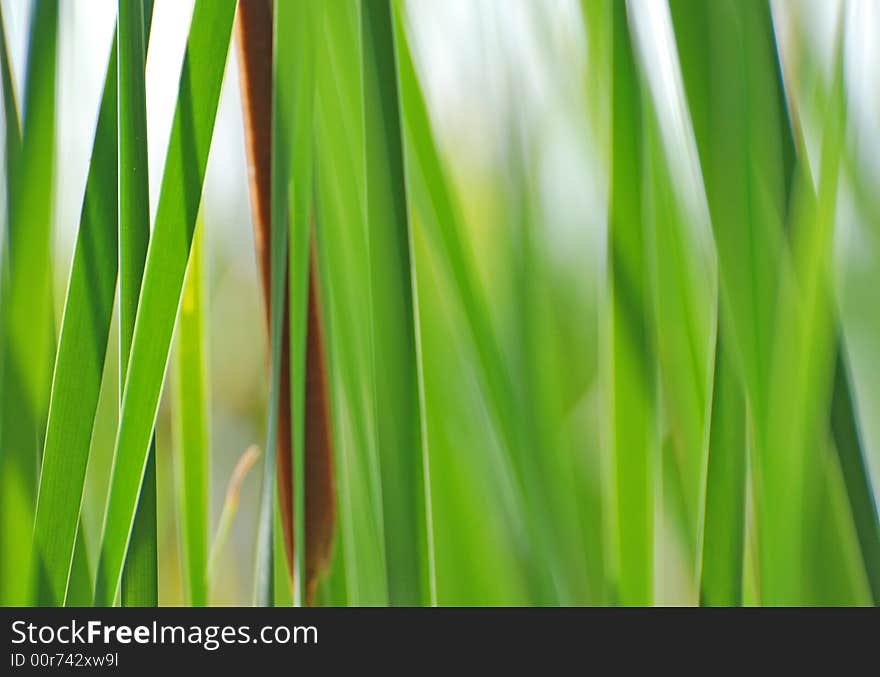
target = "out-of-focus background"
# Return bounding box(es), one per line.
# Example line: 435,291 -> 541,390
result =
1,0 -> 878,604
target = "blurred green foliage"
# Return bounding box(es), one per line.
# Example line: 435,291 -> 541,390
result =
0,0 -> 877,606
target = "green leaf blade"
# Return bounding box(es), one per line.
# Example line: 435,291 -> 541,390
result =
831,339 -> 880,604
609,1 -> 655,606
361,0 -> 432,605
174,221 -> 209,606
0,0 -> 59,606
670,0 -> 790,604
276,0 -> 315,607
699,340 -> 746,605
93,0 -> 235,606
313,0 -> 388,606
32,39 -> 118,605
643,91 -> 715,592
118,0 -> 157,609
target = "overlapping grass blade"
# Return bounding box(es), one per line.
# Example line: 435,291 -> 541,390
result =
386,41 -> 539,598
505,132 -> 591,603
119,0 -> 156,608
669,0 -> 794,603
698,340 -> 746,604
274,0 -> 303,607
671,0 -> 876,604
32,34 -> 117,606
34,0 -> 157,607
817,32 -> 880,604
236,0 -> 334,607
392,8 -> 516,451
252,134 -> 285,605
667,0 -> 748,606
642,89 -> 715,591
360,0 -> 433,605
831,350 -> 880,602
608,1 -> 655,605
510,106 -> 593,605
273,0 -> 316,607
391,3 -> 509,604
0,0 -> 58,606
93,0 -> 236,606
669,0 -> 787,436
313,0 -> 388,605
394,3 -> 567,604
272,504 -> 292,605
768,116 -> 843,606
66,527 -> 93,606
251,0 -> 298,605
776,31 -> 873,603
0,1 -> 24,605
757,3 -> 843,606
813,13 -> 880,605
173,220 -> 209,606
3,0 -> 58,443
277,0 -> 324,606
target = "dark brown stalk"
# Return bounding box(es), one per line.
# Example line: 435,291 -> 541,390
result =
235,0 -> 335,604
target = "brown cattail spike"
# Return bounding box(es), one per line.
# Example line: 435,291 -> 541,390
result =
234,0 -> 335,605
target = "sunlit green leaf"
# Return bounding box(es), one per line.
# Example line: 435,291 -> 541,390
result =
0,0 -> 58,606
93,0 -> 235,606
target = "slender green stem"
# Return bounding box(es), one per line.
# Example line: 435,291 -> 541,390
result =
0,0 -> 58,606
173,221 -> 209,606
609,1 -> 655,605
119,0 -> 156,609
94,0 -> 235,606
361,0 -> 434,605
